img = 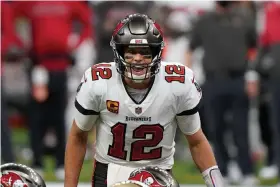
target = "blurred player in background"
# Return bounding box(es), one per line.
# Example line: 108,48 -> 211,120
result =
255,2 -> 280,186
1,1 -> 25,164
11,1 -> 93,180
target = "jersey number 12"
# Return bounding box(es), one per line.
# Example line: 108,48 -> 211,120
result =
108,123 -> 164,161
91,63 -> 112,81
165,65 -> 185,83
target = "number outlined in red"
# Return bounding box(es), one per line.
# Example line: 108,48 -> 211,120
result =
91,63 -> 112,81
165,65 -> 185,83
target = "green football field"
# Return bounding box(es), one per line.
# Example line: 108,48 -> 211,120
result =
11,128 -> 279,185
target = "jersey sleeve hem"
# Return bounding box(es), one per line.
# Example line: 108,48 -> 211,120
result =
176,101 -> 200,116
184,125 -> 201,135
74,119 -> 92,132
75,99 -> 100,115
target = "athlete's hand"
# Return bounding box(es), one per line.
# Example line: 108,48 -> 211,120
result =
32,84 -> 49,103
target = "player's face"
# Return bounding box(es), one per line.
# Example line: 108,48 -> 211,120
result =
124,46 -> 153,80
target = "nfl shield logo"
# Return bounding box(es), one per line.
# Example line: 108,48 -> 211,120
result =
135,107 -> 142,114
135,39 -> 142,44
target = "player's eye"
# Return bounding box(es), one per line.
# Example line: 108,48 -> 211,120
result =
143,54 -> 152,59
124,54 -> 134,61
139,49 -> 151,55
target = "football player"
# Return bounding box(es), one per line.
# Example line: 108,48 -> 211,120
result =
65,13 -> 225,187
0,163 -> 46,187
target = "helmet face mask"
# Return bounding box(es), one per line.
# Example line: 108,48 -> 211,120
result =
110,14 -> 164,83
121,46 -> 156,83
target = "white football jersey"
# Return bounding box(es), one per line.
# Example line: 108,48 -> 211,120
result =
75,61 -> 202,169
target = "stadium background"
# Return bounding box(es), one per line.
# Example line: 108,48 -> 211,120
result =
1,1 -> 280,186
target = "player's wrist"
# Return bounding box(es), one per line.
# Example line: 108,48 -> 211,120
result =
64,181 -> 77,187
202,166 -> 226,187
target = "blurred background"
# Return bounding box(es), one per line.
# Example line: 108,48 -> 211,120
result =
1,1 -> 280,186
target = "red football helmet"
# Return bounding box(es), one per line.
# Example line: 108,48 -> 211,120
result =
128,166 -> 179,187
0,163 -> 46,187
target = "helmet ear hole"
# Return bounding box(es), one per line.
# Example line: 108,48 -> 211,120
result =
153,28 -> 160,36
118,28 -> 125,35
